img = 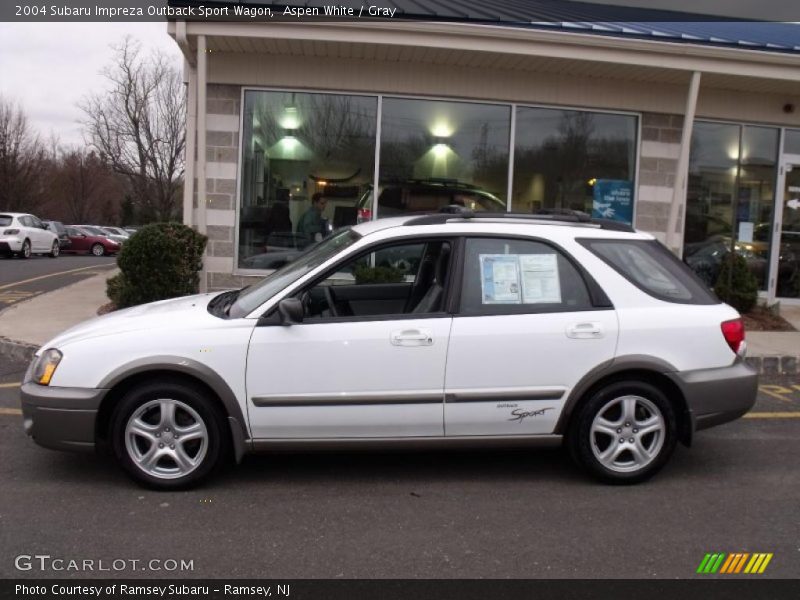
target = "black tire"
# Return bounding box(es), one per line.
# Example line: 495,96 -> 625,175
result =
19,239 -> 31,259
568,380 -> 677,484
91,243 -> 105,257
49,240 -> 60,258
110,380 -> 228,490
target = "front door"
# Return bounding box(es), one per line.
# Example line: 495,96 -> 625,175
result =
246,239 -> 454,439
444,237 -> 618,437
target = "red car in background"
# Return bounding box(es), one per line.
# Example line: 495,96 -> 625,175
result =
63,225 -> 121,256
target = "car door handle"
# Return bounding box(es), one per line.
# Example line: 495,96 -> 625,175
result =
566,322 -> 604,339
391,329 -> 433,346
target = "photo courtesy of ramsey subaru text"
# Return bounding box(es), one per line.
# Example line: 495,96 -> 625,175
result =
20,209 -> 758,489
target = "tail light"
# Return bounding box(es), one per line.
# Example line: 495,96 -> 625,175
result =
3,229 -> 20,235
721,318 -> 745,356
357,208 -> 372,223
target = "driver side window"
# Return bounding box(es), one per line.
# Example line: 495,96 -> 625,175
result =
301,240 -> 452,320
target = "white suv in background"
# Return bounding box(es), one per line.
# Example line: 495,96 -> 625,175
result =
21,209 -> 757,489
0,212 -> 60,258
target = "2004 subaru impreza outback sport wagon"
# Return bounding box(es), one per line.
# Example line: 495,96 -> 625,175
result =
21,209 -> 758,489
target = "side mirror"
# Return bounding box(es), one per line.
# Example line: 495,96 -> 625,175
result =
42,223 -> 50,230
277,297 -> 304,325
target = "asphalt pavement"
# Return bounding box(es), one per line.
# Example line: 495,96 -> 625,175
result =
0,355 -> 798,580
0,255 -> 116,310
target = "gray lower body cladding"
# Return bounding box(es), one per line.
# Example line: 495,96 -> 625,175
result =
667,359 -> 758,432
20,382 -> 107,452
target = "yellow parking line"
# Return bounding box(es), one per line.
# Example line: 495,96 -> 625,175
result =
0,408 -> 22,415
0,264 -> 113,292
0,382 -> 21,388
744,412 -> 800,419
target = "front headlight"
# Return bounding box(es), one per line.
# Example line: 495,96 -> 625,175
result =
31,348 -> 62,386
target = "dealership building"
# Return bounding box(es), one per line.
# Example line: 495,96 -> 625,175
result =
169,2 -> 800,303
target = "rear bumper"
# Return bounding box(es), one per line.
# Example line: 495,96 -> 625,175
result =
667,359 -> 758,432
20,382 -> 108,452
0,238 -> 22,253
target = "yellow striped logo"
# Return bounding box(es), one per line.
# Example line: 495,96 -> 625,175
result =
697,552 -> 773,574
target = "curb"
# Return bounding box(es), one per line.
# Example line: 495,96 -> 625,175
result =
0,337 -> 38,364
745,356 -> 799,377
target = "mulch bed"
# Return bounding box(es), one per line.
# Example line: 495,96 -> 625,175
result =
97,302 -> 117,316
742,306 -> 796,332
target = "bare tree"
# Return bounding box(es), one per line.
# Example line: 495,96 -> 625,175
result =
0,96 -> 47,212
53,148 -> 117,223
81,38 -> 185,222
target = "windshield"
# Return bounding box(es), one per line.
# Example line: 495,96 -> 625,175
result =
229,228 -> 361,318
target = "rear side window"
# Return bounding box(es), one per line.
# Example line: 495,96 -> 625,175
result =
460,237 -> 595,315
580,239 -> 719,305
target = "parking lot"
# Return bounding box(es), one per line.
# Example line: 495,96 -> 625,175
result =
0,354 -> 798,580
0,256 -> 116,310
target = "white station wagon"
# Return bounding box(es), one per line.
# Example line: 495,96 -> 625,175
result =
21,210 -> 757,488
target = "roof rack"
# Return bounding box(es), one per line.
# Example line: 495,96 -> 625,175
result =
403,206 -> 635,232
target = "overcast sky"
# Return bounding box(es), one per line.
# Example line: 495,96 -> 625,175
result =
0,22 -> 183,147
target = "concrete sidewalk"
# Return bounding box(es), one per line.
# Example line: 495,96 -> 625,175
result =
0,269 -> 117,362
0,269 -> 797,375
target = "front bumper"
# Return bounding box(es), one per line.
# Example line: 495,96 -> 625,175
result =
667,358 -> 758,432
21,382 -> 108,452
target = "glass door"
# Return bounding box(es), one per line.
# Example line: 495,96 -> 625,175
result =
770,159 -> 800,300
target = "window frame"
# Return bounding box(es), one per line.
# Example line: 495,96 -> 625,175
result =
451,234 -> 613,318
260,234 -> 460,325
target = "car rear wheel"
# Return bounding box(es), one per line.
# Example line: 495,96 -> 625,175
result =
49,241 -> 59,258
91,243 -> 105,256
111,380 -> 228,489
19,239 -> 31,259
568,380 -> 677,484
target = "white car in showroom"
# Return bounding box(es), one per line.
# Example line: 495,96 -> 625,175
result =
0,212 -> 60,258
21,209 -> 757,489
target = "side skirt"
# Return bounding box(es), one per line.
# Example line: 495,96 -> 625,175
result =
250,434 -> 563,453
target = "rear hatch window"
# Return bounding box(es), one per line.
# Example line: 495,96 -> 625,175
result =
579,239 -> 719,305
0,215 -> 12,227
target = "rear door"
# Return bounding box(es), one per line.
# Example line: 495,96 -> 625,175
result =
444,236 -> 618,436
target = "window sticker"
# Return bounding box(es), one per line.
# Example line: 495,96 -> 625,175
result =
479,254 -> 561,305
479,255 -> 521,304
519,254 -> 561,304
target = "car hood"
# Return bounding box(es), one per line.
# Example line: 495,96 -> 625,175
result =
41,292 -> 222,351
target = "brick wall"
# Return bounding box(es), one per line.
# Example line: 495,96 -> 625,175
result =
202,84 -> 242,291
636,112 -> 683,250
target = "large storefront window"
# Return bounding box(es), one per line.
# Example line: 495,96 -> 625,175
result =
238,91 -> 377,269
513,108 -> 637,223
375,98 -> 511,217
683,122 -> 778,289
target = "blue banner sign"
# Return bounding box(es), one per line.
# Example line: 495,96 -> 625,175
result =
592,179 -> 633,225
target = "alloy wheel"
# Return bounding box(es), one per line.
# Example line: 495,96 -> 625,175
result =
589,395 -> 665,474
124,399 -> 209,480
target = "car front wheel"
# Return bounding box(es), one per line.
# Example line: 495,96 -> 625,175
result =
111,380 -> 227,489
91,243 -> 105,256
49,241 -> 59,258
569,380 -> 677,484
